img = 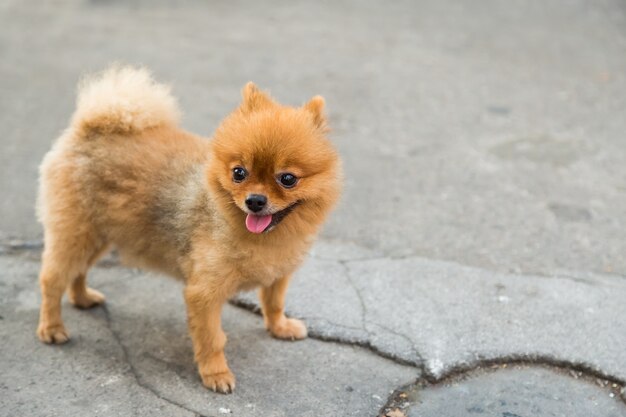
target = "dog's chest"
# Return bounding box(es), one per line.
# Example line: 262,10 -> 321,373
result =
233,245 -> 306,287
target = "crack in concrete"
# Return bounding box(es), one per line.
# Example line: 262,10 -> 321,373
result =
232,294 -> 625,414
378,356 -> 626,417
338,260 -> 371,341
3,240 -> 626,414
228,299 -> 626,415
339,259 -> 425,367
425,355 -> 626,388
228,297 -> 421,368
368,322 -> 423,365
314,237 -> 626,280
4,238 -> 626,283
100,304 -> 209,417
340,255 -> 625,287
0,239 -> 43,251
293,315 -> 369,334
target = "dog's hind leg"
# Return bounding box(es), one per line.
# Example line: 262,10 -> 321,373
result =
37,231 -> 105,344
67,244 -> 109,309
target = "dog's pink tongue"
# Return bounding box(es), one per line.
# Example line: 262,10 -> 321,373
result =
245,214 -> 273,234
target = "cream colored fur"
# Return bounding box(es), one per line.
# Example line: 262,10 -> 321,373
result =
72,66 -> 180,135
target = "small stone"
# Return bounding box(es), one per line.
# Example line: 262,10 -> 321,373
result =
385,409 -> 407,417
218,407 -> 231,414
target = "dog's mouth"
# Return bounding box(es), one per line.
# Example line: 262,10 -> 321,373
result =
244,202 -> 299,234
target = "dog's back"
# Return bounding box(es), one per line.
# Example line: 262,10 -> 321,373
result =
37,66 -> 208,278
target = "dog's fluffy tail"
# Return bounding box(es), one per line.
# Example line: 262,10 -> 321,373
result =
71,65 -> 181,135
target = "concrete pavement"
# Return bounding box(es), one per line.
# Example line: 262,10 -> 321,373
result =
1,0 -> 626,416
0,253 -> 415,417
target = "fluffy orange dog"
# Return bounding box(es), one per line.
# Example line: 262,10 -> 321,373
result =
36,66 -> 341,393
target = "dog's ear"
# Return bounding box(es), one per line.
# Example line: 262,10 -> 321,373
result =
241,82 -> 273,114
304,95 -> 327,130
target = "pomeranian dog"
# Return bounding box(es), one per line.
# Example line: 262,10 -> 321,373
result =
36,66 -> 341,393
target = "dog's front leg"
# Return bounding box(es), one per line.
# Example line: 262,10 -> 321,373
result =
259,275 -> 307,340
184,283 -> 235,393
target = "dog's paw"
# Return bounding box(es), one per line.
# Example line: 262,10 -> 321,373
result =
37,323 -> 70,344
268,317 -> 308,340
69,287 -> 106,309
201,370 -> 236,394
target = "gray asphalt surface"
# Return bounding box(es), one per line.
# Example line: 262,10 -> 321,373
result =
1,1 -> 625,416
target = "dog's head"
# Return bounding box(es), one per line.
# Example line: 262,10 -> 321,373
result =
207,83 -> 341,236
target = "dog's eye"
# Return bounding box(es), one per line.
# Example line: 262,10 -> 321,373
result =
232,167 -> 248,183
278,173 -> 298,188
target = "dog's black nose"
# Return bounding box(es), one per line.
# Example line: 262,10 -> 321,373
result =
245,194 -> 267,213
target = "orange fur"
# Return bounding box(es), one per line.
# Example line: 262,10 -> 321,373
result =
36,66 -> 341,393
